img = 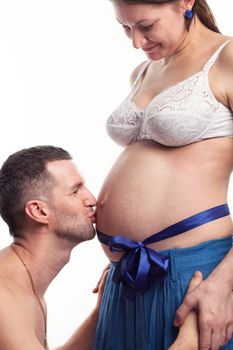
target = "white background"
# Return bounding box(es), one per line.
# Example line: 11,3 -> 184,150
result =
0,1 -> 232,347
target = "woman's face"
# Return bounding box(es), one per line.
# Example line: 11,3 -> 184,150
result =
112,1 -> 189,60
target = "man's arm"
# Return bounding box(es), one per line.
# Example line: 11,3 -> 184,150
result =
168,272 -> 202,350
56,267 -> 109,350
57,308 -> 99,350
0,266 -> 108,350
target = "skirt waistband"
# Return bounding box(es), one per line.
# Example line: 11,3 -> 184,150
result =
110,236 -> 233,265
97,204 -> 230,301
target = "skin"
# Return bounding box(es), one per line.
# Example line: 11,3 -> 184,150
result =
97,0 -> 233,349
0,159 -> 107,350
168,272 -> 202,350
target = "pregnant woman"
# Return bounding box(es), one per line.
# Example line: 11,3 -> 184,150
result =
95,0 -> 233,349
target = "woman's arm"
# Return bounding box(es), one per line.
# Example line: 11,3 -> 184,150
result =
175,40 -> 233,350
174,248 -> 233,350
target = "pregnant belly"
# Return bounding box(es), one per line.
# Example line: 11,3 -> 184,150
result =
96,140 -> 232,257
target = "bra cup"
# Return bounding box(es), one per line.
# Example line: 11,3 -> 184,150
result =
106,122 -> 139,146
105,40 -> 233,148
145,111 -> 208,146
106,101 -> 143,146
143,75 -> 219,147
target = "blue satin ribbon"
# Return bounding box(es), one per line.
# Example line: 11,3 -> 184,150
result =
97,204 -> 230,301
109,236 -> 169,301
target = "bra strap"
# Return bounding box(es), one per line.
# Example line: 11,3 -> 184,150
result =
203,40 -> 232,73
131,61 -> 150,95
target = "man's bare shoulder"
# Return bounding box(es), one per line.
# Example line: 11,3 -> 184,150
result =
0,277 -> 44,349
0,249 -> 34,320
0,275 -> 28,300
0,275 -> 33,325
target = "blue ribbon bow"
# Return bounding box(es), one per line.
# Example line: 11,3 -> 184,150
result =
98,204 -> 230,302
109,236 -> 169,301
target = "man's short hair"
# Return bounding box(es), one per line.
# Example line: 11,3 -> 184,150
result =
0,145 -> 72,235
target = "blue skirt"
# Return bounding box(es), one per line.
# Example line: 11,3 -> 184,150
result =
94,237 -> 233,350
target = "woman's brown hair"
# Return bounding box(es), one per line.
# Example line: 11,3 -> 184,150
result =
112,0 -> 221,33
192,0 -> 220,33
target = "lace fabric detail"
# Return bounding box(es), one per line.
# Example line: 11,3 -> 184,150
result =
106,41 -> 233,147
142,73 -> 222,146
106,97 -> 143,146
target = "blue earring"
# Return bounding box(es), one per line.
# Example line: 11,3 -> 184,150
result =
184,9 -> 193,20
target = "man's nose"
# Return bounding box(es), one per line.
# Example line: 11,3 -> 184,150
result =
83,189 -> 97,207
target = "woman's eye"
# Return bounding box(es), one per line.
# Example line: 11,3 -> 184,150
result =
140,23 -> 154,31
122,25 -> 132,37
122,26 -> 130,33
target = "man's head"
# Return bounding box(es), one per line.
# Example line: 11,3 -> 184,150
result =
0,146 -> 96,243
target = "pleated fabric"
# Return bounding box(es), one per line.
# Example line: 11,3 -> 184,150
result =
94,236 -> 233,350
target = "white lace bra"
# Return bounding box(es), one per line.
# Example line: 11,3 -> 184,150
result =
106,41 -> 233,147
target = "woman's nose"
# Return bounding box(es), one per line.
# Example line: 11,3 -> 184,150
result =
132,29 -> 147,49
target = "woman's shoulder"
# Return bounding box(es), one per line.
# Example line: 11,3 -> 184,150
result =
129,60 -> 149,87
215,36 -> 233,108
217,36 -> 233,65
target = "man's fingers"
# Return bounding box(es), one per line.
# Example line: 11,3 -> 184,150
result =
92,263 -> 110,293
96,270 -> 109,309
174,296 -> 195,326
98,269 -> 109,295
174,272 -> 202,327
186,271 -> 203,293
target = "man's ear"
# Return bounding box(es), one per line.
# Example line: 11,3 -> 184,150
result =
25,200 -> 50,224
